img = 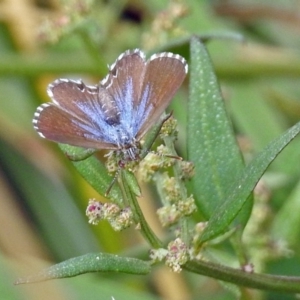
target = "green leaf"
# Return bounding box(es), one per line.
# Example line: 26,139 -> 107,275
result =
200,121 -> 300,243
187,37 -> 246,219
59,144 -> 123,205
15,253 -> 151,284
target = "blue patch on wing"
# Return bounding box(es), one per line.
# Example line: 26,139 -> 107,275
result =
71,78 -> 152,147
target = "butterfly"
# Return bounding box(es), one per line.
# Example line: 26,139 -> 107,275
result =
33,49 -> 187,164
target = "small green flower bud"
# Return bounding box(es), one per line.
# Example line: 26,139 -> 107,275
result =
177,195 -> 197,216
157,205 -> 181,227
179,161 -> 195,180
160,116 -> 178,138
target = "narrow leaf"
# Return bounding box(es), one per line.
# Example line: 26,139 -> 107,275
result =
59,144 -> 123,205
15,253 -> 151,284
200,121 -> 300,242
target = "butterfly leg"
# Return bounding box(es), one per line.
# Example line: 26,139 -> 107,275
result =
105,170 -> 119,196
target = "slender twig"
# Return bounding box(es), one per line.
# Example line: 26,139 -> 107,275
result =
184,260 -> 300,293
119,170 -> 163,249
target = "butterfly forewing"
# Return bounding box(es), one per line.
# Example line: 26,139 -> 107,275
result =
34,79 -> 124,149
136,53 -> 187,140
49,79 -> 120,125
33,103 -> 119,149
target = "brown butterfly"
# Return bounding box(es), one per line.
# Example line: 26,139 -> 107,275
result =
33,49 -> 187,161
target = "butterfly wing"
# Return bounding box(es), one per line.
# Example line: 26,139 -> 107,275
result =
33,79 -> 121,149
135,52 -> 187,140
101,50 -> 187,142
101,49 -> 146,109
100,49 -> 148,141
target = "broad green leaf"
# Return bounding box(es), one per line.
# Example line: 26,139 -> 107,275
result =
15,253 -> 151,284
187,37 -> 248,220
200,121 -> 300,243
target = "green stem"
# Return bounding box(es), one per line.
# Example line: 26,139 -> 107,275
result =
119,170 -> 162,249
184,260 -> 300,293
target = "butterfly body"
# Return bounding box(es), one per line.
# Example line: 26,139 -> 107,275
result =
33,49 -> 187,162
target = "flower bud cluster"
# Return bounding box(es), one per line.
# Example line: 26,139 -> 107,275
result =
150,238 -> 189,273
159,116 -> 178,139
179,160 -> 195,180
86,199 -> 133,231
137,145 -> 175,182
157,173 -> 196,227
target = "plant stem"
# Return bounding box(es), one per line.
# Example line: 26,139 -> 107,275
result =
184,260 -> 300,293
119,170 -> 162,249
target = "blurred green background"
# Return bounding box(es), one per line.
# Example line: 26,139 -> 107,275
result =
1,0 -> 300,299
